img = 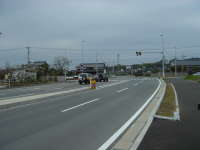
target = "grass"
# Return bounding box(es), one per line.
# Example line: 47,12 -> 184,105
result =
156,83 -> 176,117
184,75 -> 200,82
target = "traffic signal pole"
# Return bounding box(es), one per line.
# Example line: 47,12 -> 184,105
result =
160,34 -> 165,78
136,50 -> 165,78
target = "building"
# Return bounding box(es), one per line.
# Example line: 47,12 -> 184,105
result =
170,58 -> 200,73
76,63 -> 106,74
12,69 -> 37,81
22,61 -> 48,71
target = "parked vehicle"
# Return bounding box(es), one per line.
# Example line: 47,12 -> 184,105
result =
134,70 -> 144,77
193,72 -> 200,76
65,76 -> 74,80
78,73 -> 93,84
144,71 -> 152,77
95,73 -> 108,82
73,75 -> 78,80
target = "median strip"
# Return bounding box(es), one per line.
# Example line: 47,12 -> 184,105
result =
0,80 -> 131,108
61,98 -> 101,112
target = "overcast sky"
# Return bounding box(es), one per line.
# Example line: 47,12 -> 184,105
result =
0,0 -> 200,67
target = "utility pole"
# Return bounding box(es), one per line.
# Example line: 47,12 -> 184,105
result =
81,40 -> 86,63
174,47 -> 177,77
95,52 -> 98,74
26,46 -> 31,64
96,52 -> 99,63
112,51 -> 115,74
117,53 -> 120,72
160,34 -> 165,78
181,53 -> 186,73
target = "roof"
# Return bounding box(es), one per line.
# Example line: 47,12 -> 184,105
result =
171,59 -> 200,66
78,63 -> 105,68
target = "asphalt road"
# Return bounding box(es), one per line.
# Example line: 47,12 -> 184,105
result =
0,77 -> 159,150
138,78 -> 200,150
0,77 -> 124,100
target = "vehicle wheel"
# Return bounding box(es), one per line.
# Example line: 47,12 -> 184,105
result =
79,81 -> 82,85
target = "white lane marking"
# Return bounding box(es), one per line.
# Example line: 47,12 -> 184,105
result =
0,80 -> 130,107
133,83 -> 139,86
98,79 -> 161,150
116,88 -> 128,93
61,98 -> 101,112
34,87 -> 41,90
54,88 -> 62,90
0,93 -> 35,100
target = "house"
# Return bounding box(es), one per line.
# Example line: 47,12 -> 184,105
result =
12,69 -> 37,81
76,63 -> 106,74
22,61 -> 48,72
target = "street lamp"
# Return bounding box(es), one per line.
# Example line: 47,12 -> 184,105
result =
160,34 -> 165,78
0,32 -> 3,38
81,40 -> 86,63
174,47 -> 177,77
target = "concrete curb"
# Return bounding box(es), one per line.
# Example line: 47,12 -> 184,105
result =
129,80 -> 166,150
0,80 -> 130,109
111,79 -> 166,150
171,83 -> 180,121
154,83 -> 180,121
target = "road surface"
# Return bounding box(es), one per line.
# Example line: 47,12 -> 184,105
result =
0,77 -> 159,150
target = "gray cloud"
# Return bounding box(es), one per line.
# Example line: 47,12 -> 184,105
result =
0,0 -> 200,67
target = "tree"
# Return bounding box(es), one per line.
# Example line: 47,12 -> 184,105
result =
54,56 -> 71,74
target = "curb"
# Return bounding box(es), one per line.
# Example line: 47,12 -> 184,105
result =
110,79 -> 166,150
0,80 -> 130,109
98,79 -> 164,150
171,83 -> 180,121
154,83 -> 180,121
129,80 -> 166,150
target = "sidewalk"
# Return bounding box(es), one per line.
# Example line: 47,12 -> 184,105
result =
138,78 -> 200,150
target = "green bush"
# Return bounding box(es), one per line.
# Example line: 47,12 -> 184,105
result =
185,75 -> 200,80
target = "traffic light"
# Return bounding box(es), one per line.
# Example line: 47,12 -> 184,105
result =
136,51 -> 142,56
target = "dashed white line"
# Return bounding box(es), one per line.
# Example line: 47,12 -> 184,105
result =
133,83 -> 139,86
61,98 -> 101,112
54,88 -> 63,90
116,88 -> 128,93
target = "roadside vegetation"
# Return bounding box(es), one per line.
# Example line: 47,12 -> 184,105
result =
184,75 -> 200,82
156,83 -> 176,117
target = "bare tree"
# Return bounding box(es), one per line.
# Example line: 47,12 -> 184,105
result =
5,61 -> 11,73
54,56 -> 71,71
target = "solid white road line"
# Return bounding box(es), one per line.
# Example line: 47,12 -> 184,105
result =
98,79 -> 161,150
0,80 -> 131,107
61,98 -> 101,112
116,88 -> 128,93
0,93 -> 35,100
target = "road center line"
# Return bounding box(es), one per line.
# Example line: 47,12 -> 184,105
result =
61,98 -> 101,112
0,93 -> 35,100
116,88 -> 128,93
